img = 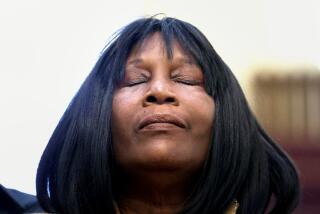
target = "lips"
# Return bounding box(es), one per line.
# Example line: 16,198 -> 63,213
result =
138,114 -> 187,130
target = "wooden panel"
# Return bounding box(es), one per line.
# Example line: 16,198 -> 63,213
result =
253,70 -> 320,213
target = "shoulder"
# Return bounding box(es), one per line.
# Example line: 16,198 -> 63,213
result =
0,184 -> 44,213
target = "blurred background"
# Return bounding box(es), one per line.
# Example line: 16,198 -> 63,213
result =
0,0 -> 319,212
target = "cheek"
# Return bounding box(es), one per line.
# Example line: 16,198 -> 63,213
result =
112,88 -> 142,124
112,93 -> 134,163
113,91 -> 134,116
183,89 -> 215,127
181,89 -> 215,154
185,90 -> 215,155
111,91 -> 137,142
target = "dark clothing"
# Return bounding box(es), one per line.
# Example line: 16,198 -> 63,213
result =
0,184 -> 43,214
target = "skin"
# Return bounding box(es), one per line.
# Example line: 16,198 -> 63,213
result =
112,33 -> 215,214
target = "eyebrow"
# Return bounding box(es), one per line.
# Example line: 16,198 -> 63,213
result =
127,58 -> 143,66
175,56 -> 195,65
126,56 -> 196,66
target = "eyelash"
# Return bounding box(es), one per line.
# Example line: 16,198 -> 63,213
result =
122,79 -> 147,87
124,79 -> 201,87
172,74 -> 202,86
174,78 -> 202,86
122,75 -> 202,87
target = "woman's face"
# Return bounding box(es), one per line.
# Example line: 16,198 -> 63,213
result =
112,33 -> 215,174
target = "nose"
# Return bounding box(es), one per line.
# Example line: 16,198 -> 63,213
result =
143,79 -> 179,106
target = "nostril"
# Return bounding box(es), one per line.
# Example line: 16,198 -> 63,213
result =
145,95 -> 177,105
146,95 -> 157,103
165,97 -> 175,103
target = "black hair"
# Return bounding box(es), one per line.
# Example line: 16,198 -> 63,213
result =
36,16 -> 299,214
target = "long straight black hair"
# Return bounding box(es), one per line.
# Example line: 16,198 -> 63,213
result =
36,16 -> 299,213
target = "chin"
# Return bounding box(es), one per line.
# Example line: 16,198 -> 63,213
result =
135,152 -> 201,173
139,161 -> 186,172
115,139 -> 207,174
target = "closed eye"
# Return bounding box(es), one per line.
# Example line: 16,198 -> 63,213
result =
176,79 -> 202,86
122,70 -> 149,87
122,78 -> 148,87
172,75 -> 203,86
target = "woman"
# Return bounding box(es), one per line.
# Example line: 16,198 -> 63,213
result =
36,17 -> 299,213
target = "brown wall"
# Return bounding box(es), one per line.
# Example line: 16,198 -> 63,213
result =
253,71 -> 320,213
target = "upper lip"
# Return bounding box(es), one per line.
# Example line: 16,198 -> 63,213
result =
138,114 -> 187,130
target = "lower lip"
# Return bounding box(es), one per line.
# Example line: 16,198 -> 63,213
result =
140,123 -> 183,131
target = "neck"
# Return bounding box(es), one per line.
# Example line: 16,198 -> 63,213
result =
115,169 -> 199,214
